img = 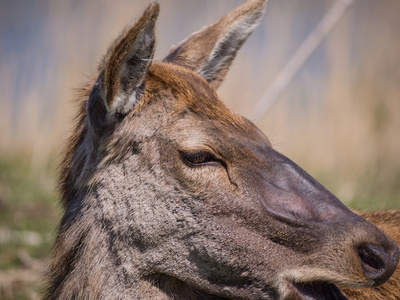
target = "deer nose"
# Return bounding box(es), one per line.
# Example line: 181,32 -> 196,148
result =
358,242 -> 399,286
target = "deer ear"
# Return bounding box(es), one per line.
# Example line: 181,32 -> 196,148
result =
163,0 -> 267,89
89,2 -> 159,128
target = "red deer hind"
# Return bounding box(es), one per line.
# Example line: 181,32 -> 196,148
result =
46,1 -> 399,299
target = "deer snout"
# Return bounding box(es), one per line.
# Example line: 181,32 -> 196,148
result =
259,152 -> 359,224
357,242 -> 399,286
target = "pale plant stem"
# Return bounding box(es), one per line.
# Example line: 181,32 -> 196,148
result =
249,0 -> 355,123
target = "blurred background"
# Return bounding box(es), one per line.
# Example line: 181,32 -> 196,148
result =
0,0 -> 399,298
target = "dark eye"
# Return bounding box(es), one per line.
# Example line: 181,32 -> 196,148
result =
180,150 -> 221,166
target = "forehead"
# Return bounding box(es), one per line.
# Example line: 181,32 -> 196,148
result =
146,61 -> 247,130
143,62 -> 270,148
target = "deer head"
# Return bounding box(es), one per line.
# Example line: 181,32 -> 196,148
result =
48,1 -> 399,299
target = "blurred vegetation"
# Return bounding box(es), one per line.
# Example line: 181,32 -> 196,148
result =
0,156 -> 58,299
0,0 -> 399,298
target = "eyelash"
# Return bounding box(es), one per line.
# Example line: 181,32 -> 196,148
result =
180,150 -> 223,166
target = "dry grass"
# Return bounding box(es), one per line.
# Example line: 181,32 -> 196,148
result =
0,0 -> 399,298
256,0 -> 400,208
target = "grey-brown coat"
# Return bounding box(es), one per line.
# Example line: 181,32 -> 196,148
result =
45,1 -> 399,299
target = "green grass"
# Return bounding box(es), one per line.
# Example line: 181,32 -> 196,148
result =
0,156 -> 59,234
0,156 -> 59,299
312,168 -> 400,211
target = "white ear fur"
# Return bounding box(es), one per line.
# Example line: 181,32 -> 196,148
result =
198,11 -> 264,84
105,27 -> 155,115
101,2 -> 159,115
164,0 -> 268,89
87,2 -> 159,133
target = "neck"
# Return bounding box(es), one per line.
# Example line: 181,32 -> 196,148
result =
45,225 -> 229,299
47,169 -> 232,300
140,274 -> 231,300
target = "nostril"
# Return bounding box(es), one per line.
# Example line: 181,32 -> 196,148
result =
358,243 -> 398,286
358,245 -> 385,271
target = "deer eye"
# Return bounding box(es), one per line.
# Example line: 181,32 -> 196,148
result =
180,150 -> 221,166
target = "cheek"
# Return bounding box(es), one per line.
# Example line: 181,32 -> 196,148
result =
168,159 -> 228,195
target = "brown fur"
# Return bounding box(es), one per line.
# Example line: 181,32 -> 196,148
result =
342,210 -> 400,300
46,1 -> 399,299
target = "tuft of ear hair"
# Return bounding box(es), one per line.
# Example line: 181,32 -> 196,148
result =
92,2 -> 159,118
164,0 -> 268,89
